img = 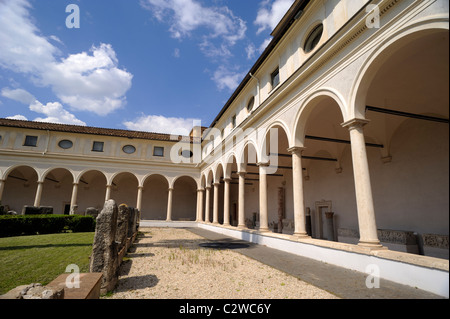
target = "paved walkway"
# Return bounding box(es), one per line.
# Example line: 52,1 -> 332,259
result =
188,227 -> 444,299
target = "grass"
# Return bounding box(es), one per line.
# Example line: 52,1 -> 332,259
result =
0,232 -> 94,295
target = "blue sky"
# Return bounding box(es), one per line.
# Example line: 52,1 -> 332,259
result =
0,0 -> 294,135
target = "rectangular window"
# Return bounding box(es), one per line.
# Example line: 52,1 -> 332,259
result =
24,135 -> 38,147
271,67 -> 280,89
153,146 -> 164,157
92,141 -> 104,152
231,115 -> 237,129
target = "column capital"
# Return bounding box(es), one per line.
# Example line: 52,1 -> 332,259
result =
257,162 -> 270,167
238,171 -> 246,176
72,182 -> 79,186
287,146 -> 306,155
223,177 -> 232,183
197,188 -> 205,192
168,187 -> 174,191
213,182 -> 220,187
138,185 -> 144,190
341,118 -> 371,130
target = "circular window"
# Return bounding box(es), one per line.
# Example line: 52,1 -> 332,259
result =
304,24 -> 323,53
247,96 -> 255,112
122,145 -> 136,154
58,139 -> 73,149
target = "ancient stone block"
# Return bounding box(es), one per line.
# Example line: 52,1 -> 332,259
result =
116,204 -> 129,253
89,200 -> 119,294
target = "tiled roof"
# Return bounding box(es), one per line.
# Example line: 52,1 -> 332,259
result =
0,118 -> 194,143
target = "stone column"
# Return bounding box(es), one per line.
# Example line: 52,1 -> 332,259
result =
166,187 -> 174,221
288,146 -> 309,238
342,118 -> 381,247
70,183 -> 79,215
258,163 -> 269,232
213,182 -> 220,224
0,179 -> 5,203
205,186 -> 211,223
34,181 -> 44,207
238,172 -> 246,229
136,186 -> 143,212
223,178 -> 231,226
196,188 -> 204,222
105,184 -> 112,201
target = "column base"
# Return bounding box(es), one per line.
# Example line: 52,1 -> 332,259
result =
237,224 -> 246,230
293,232 -> 311,239
258,227 -> 270,233
358,240 -> 387,249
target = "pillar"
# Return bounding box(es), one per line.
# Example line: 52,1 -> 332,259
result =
288,146 -> 309,238
136,186 -> 143,212
196,188 -> 204,222
213,182 -> 220,224
258,163 -> 269,232
238,172 -> 246,229
0,179 -> 5,203
70,183 -> 79,215
105,184 -> 112,201
166,187 -> 174,221
205,186 -> 211,223
342,118 -> 382,247
34,181 -> 43,207
223,178 -> 231,226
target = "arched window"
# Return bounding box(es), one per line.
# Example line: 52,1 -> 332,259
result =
304,24 -> 323,53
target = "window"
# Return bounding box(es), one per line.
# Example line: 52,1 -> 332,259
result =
231,115 -> 237,129
24,135 -> 38,147
181,150 -> 193,158
153,146 -> 164,157
58,139 -> 73,149
247,96 -> 255,112
271,67 -> 280,89
92,141 -> 104,152
304,24 -> 323,53
122,145 -> 136,154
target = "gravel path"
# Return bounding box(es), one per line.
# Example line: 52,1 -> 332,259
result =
106,228 -> 339,299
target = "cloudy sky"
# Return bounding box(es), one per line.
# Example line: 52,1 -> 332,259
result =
0,0 -> 294,135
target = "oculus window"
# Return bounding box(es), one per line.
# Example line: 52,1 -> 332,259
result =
304,24 -> 323,53
92,141 -> 104,152
153,146 -> 164,157
24,135 -> 38,147
122,145 -> 136,154
58,139 -> 73,149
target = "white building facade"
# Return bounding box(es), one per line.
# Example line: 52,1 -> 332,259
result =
1,0 -> 449,296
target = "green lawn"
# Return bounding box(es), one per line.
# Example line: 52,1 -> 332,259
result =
0,232 -> 94,295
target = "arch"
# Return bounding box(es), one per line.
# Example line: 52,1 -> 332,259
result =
259,120 -> 292,163
77,169 -> 107,214
41,167 -> 75,183
75,169 -> 108,184
110,172 -> 139,208
214,162 -> 225,183
3,164 -> 39,181
1,165 -> 39,213
224,153 -> 238,179
206,169 -> 214,186
293,88 -> 348,147
238,140 -> 259,172
141,173 -> 170,189
40,168 -> 74,214
172,175 -> 198,221
141,174 -> 169,220
351,20 -> 449,119
172,174 -> 201,189
108,171 -> 139,186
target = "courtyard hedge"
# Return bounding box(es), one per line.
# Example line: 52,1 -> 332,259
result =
0,215 -> 96,238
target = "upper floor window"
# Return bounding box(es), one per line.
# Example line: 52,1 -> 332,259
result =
122,145 -> 136,154
247,96 -> 255,113
153,146 -> 164,157
304,24 -> 323,53
24,135 -> 38,147
58,139 -> 73,149
92,141 -> 104,152
271,67 -> 280,89
231,115 -> 237,129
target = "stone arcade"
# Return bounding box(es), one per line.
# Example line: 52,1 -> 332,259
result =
0,0 -> 448,297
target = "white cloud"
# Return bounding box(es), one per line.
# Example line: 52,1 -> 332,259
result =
1,87 -> 36,104
6,114 -> 28,121
255,0 -> 294,34
212,66 -> 246,91
0,0 -> 133,116
141,0 -> 246,57
1,87 -> 86,126
123,114 -> 200,136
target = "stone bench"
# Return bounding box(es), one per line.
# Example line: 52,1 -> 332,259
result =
422,234 -> 449,259
46,273 -> 103,299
